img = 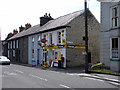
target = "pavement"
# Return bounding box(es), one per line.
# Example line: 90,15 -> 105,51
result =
11,62 -> 120,85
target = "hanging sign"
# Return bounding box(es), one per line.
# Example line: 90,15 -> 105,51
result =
41,39 -> 47,43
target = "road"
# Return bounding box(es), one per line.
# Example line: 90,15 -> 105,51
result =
1,64 -> 119,89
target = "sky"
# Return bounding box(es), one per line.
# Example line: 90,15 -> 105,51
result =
0,0 -> 100,40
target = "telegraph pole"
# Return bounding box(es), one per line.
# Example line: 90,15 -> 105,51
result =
84,0 -> 89,73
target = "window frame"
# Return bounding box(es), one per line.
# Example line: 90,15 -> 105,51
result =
110,37 -> 119,59
112,7 -> 119,28
11,41 -> 12,49
16,40 -> 18,48
49,33 -> 52,45
13,40 -> 15,48
57,32 -> 61,44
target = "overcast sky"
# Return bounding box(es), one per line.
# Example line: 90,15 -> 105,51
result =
0,0 -> 100,40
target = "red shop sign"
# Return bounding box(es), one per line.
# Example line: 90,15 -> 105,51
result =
41,39 -> 47,43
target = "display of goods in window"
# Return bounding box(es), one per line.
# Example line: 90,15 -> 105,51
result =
38,43 -> 42,46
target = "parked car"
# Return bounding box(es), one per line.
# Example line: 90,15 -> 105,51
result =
0,56 -> 10,65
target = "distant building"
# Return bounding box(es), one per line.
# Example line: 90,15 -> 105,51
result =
100,2 -> 120,71
8,9 -> 100,68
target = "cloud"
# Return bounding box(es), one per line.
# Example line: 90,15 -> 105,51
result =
0,0 -> 100,40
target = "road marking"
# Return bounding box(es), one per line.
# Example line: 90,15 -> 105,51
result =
108,81 -> 120,86
29,74 -> 48,81
2,66 -> 9,69
4,71 -> 17,75
13,69 -> 24,73
83,77 -> 104,82
59,84 -> 75,90
59,84 -> 71,88
103,78 -> 120,83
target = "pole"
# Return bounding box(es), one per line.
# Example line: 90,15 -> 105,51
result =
84,0 -> 89,73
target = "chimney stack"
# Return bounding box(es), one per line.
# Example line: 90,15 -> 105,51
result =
19,25 -> 24,32
25,23 -> 31,30
40,13 -> 53,26
13,29 -> 18,35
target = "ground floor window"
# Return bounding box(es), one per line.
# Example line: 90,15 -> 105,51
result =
13,50 -> 15,58
111,38 -> 119,58
8,50 -> 9,58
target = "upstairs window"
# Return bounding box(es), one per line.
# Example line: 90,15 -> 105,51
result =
11,41 -> 12,49
38,35 -> 41,42
57,32 -> 61,44
16,40 -> 18,48
13,40 -> 15,48
112,7 -> 118,27
32,37 -> 34,47
43,34 -> 47,45
49,33 -> 52,45
8,43 -> 9,49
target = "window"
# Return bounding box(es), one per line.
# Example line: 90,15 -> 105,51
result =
13,50 -> 15,57
16,40 -> 18,48
11,41 -> 12,49
13,40 -> 15,48
111,38 -> 119,58
112,7 -> 118,27
38,35 -> 41,42
32,49 -> 34,58
8,50 -> 9,58
32,37 -> 34,47
43,34 -> 47,45
8,43 -> 9,49
57,32 -> 61,44
49,33 -> 52,45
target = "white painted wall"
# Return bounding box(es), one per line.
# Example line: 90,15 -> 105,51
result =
100,2 -> 120,71
41,28 -> 67,68
28,33 -> 42,65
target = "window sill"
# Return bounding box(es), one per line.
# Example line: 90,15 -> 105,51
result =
110,59 -> 120,61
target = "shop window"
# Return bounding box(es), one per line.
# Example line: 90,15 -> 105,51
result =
111,38 -> 118,58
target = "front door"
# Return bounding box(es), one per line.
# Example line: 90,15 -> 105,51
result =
37,49 -> 40,65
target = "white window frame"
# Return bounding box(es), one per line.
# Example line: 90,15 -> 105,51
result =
110,37 -> 119,59
112,7 -> 119,28
38,35 -> 41,42
32,37 -> 34,47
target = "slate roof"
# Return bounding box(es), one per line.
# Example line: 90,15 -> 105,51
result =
8,9 -> 84,40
